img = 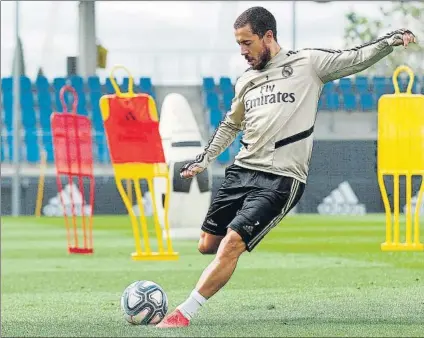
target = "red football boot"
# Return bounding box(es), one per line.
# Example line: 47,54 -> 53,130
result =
156,309 -> 190,328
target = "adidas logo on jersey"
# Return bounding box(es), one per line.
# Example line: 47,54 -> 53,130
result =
317,181 -> 366,216
43,183 -> 92,217
243,225 -> 254,235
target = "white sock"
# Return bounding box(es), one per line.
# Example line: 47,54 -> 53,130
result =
177,289 -> 207,320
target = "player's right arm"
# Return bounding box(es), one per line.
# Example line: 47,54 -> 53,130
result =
180,91 -> 245,178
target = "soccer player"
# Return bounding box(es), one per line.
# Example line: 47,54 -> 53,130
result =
157,6 -> 417,328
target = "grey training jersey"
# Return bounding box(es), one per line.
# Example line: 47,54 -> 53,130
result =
195,30 -> 405,183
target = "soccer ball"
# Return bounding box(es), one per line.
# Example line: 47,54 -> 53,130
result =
120,280 -> 168,325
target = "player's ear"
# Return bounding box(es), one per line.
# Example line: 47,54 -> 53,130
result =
264,30 -> 274,42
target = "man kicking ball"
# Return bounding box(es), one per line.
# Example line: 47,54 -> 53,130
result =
157,6 -> 417,328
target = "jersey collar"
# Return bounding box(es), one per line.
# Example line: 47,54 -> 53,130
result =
265,48 -> 290,69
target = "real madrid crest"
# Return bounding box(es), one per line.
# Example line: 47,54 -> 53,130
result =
281,65 -> 294,78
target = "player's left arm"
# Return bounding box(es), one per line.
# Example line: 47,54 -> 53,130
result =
308,29 -> 417,83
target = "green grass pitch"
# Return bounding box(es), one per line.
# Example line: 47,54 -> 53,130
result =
1,215 -> 423,337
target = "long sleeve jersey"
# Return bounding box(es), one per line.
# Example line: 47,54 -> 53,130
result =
194,30 -> 407,183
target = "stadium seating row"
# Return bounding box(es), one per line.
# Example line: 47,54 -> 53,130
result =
1,76 -> 239,164
1,76 -> 155,164
203,75 -> 424,115
203,74 -> 423,164
1,74 -> 423,164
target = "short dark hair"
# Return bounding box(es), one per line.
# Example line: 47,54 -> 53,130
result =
233,6 -> 277,42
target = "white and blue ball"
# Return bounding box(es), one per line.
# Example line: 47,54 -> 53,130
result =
120,280 -> 168,325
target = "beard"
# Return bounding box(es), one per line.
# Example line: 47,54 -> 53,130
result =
252,45 -> 271,70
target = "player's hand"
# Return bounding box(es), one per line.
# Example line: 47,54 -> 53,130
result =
179,162 -> 205,179
391,29 -> 417,47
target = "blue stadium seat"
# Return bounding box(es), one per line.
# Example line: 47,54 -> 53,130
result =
229,133 -> 242,158
205,92 -> 219,110
338,78 -> 353,94
1,77 -> 37,129
35,75 -> 50,91
1,77 -> 13,91
35,76 -> 54,163
121,77 -> 141,93
338,78 -> 356,110
326,92 -> 340,111
41,133 -> 54,163
20,76 -> 32,90
7,134 -> 13,161
354,76 -> 369,93
374,83 -> 388,102
371,76 -> 393,103
202,77 -> 215,92
139,77 -> 155,98
69,75 -> 84,92
413,76 -> 420,94
69,75 -> 87,115
219,77 -> 233,94
222,91 -> 233,111
1,135 -> 5,162
35,76 -> 50,91
359,92 -> 374,112
94,133 -> 110,163
53,77 -> 67,111
386,77 -> 396,95
21,77 -> 37,129
217,149 -> 230,164
375,77 -> 398,95
87,76 -> 101,92
36,76 -> 53,131
122,77 -> 130,92
90,91 -> 104,131
322,81 -> 336,96
24,128 -> 40,163
209,108 -> 222,129
2,77 -> 13,130
372,76 -> 390,94
105,78 -> 117,94
5,134 -> 25,162
342,93 -> 356,111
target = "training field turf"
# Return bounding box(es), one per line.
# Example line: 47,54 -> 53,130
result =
1,215 -> 423,337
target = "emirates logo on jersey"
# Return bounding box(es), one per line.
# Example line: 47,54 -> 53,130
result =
244,85 -> 296,112
245,83 -> 296,112
245,92 -> 296,112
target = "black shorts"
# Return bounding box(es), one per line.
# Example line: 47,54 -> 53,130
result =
201,164 -> 305,252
